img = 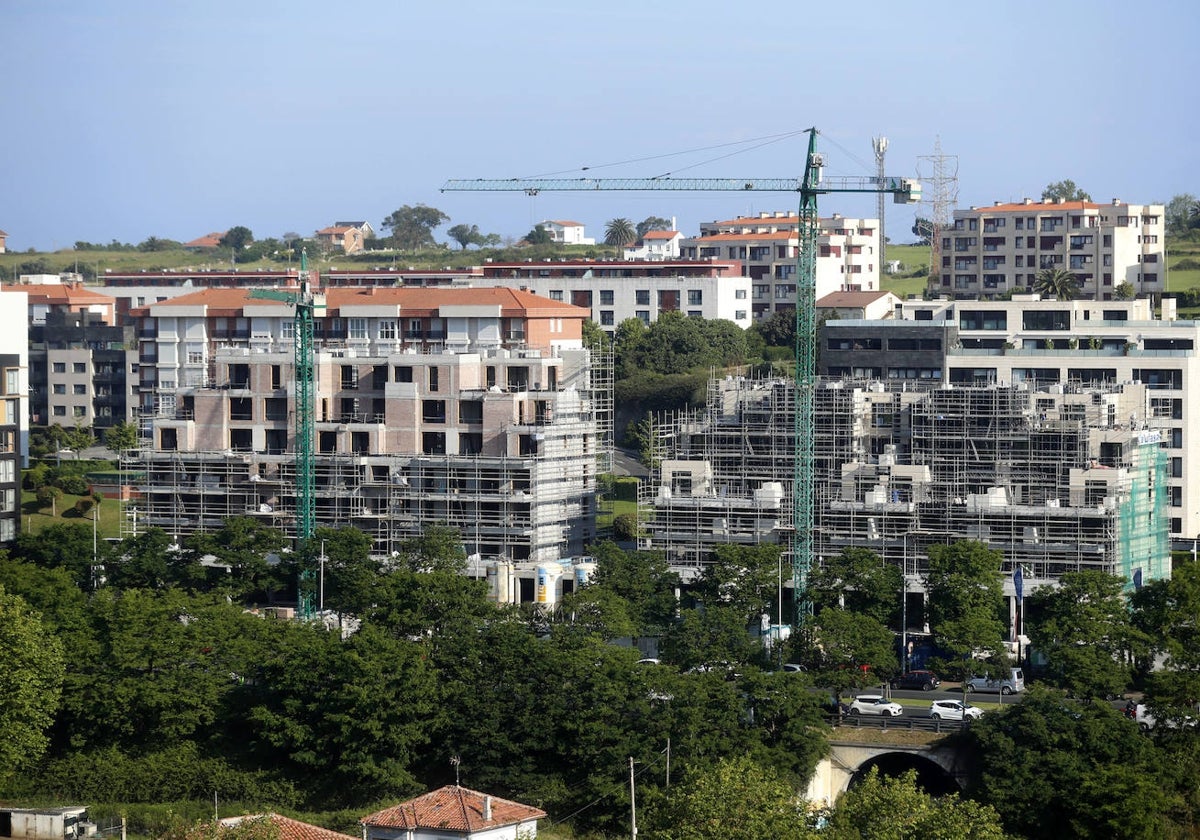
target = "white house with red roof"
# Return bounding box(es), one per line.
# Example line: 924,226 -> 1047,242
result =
219,814 -> 357,840
184,232 -> 226,250
361,786 -> 546,840
539,220 -> 594,246
815,290 -> 901,321
0,229 -> 8,253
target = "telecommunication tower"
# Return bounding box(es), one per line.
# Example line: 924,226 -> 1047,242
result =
917,137 -> 959,294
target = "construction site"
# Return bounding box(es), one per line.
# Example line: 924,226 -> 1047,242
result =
642,375 -> 1170,590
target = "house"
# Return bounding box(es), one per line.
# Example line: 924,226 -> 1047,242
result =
315,221 -> 373,255
539,220 -> 594,246
623,230 -> 682,261
184,232 -> 226,250
361,786 -> 546,840
815,290 -> 900,321
0,229 -> 8,253
0,807 -> 95,840
218,814 -> 356,840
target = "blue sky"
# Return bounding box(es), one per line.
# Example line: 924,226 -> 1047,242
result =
3,0 -> 1197,252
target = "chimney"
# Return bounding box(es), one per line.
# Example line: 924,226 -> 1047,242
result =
1023,198 -> 1033,205
994,200 -> 1003,206
1112,198 -> 1122,206
483,797 -> 493,822
1057,197 -> 1067,204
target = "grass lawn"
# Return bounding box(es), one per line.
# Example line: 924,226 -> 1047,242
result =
880,243 -> 932,299
20,487 -> 126,539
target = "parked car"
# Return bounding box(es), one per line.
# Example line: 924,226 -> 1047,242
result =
1135,703 -> 1198,732
890,670 -> 940,691
929,699 -> 982,721
848,694 -> 904,717
964,668 -> 1025,695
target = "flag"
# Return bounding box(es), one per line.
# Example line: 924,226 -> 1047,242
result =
1013,565 -> 1024,605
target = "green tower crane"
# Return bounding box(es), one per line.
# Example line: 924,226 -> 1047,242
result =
444,128 -> 919,623
248,252 -> 326,617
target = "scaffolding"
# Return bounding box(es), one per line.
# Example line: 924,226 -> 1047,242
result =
644,375 -> 1171,588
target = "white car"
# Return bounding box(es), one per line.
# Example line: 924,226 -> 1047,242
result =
929,699 -> 983,721
848,694 -> 904,717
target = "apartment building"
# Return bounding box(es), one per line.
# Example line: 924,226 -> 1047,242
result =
125,286 -> 606,562
471,259 -> 752,333
937,198 -> 1165,299
0,353 -> 22,544
643,375 -> 1170,603
821,296 -> 1200,547
679,211 -> 881,319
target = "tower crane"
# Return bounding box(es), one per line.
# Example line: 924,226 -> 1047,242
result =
248,251 -> 326,618
443,128 -> 919,621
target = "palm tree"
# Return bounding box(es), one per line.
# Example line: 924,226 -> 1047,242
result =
1033,267 -> 1081,300
604,218 -> 636,246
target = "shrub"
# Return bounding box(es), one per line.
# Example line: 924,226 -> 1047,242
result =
58,474 -> 89,495
74,498 -> 95,516
613,513 -> 637,541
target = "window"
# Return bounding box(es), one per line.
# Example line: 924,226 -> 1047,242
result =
282,320 -> 294,340
687,310 -> 702,318
422,400 -> 446,423
687,290 -> 703,306
428,367 -> 439,392
3,369 -> 16,394
379,320 -> 397,340
735,310 -> 747,320
340,366 -> 358,389
73,384 -> 86,395
53,406 -> 66,417
394,365 -> 413,383
600,311 -> 614,326
52,362 -> 66,374
348,318 -> 367,340
73,362 -> 86,373
422,432 -> 446,455
635,311 -> 650,325
73,406 -> 86,418
549,290 -> 564,301
599,290 -> 614,305
635,290 -> 650,305
0,461 -> 11,483
53,384 -> 66,395
735,289 -> 747,299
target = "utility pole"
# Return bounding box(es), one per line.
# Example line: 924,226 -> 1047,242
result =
629,756 -> 637,840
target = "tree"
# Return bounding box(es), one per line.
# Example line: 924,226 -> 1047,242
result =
524,224 -> 552,245
1041,180 -> 1091,202
824,767 -> 1006,839
307,525 -> 381,616
1132,561 -> 1200,723
104,420 -> 139,453
219,226 -> 254,252
381,204 -> 449,250
752,308 -> 797,349
650,754 -> 816,840
588,541 -> 678,634
797,607 -> 896,706
63,423 -> 93,458
604,217 -> 637,246
807,547 -> 902,629
1033,266 -> 1081,300
636,216 -> 673,238
967,688 -> 1174,839
36,484 -> 62,516
0,585 -> 66,786
1164,194 -> 1198,235
182,516 -> 288,599
923,540 -> 1008,680
697,543 -> 788,621
447,223 -> 484,250
1114,280 -> 1136,300
1026,570 -> 1146,699
911,216 -> 934,246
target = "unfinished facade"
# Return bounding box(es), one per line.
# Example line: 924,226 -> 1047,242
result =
643,376 -> 1170,588
124,286 -> 607,562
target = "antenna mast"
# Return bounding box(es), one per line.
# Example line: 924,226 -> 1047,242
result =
872,136 -> 888,270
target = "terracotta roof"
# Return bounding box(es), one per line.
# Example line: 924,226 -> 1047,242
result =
694,232 -> 796,241
141,285 -> 588,318
967,201 -> 1101,214
185,232 -> 226,248
544,220 -> 584,228
1,282 -> 115,306
711,214 -> 800,226
816,290 -> 894,307
361,786 -> 545,833
642,230 -> 679,240
219,815 -> 356,840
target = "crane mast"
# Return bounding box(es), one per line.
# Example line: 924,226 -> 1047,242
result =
443,128 -> 919,624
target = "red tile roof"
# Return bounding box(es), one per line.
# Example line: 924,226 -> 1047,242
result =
361,786 -> 545,833
219,814 -> 356,840
816,290 -> 894,307
317,226 -> 355,235
711,214 -> 800,226
695,232 -> 796,241
140,285 -> 588,319
1,282 -> 116,306
969,201 -> 1101,213
545,220 -> 584,228
185,232 -> 227,248
642,230 -> 679,240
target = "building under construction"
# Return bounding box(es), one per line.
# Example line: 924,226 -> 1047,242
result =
642,375 -> 1169,588
122,286 -> 609,563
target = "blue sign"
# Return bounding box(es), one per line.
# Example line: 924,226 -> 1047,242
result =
1013,565 -> 1024,604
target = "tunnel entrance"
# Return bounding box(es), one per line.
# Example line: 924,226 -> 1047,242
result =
849,752 -> 961,796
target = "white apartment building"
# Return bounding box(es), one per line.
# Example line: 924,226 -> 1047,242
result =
679,211 -> 881,319
126,286 -> 606,563
623,230 -> 683,261
939,198 -> 1165,299
470,259 -> 752,334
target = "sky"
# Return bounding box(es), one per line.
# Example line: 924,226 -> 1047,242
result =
2,0 -> 1198,253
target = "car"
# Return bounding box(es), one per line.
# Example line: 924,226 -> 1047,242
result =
929,699 -> 983,721
890,670 -> 940,691
636,657 -> 661,666
1135,703 -> 1198,732
848,694 -> 904,717
964,668 -> 1025,695
780,663 -> 805,674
